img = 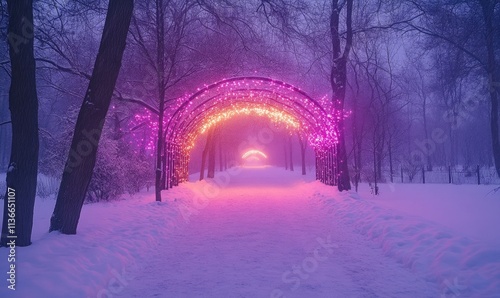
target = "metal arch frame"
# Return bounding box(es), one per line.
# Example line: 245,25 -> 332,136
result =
164,84 -> 326,144
160,76 -> 339,191
163,76 -> 328,139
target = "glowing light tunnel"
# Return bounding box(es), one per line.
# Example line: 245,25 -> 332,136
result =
179,102 -> 302,151
164,77 -> 344,155
146,76 -> 344,190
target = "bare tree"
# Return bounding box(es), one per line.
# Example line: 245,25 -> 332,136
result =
1,0 -> 39,247
50,0 -> 133,234
330,0 -> 353,191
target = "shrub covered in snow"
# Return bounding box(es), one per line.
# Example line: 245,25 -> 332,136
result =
85,131 -> 154,202
38,111 -> 154,203
36,174 -> 60,198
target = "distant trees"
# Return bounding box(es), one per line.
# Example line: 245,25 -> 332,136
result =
50,0 -> 133,234
404,0 -> 500,177
1,0 -> 39,247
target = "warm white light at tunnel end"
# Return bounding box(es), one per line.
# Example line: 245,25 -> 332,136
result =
241,149 -> 268,160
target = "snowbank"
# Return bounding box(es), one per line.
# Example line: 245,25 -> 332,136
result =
357,182 -> 500,246
315,182 -> 500,297
0,188 -> 189,298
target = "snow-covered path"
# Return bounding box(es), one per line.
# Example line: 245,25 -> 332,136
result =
3,166 -> 498,297
119,167 -> 439,297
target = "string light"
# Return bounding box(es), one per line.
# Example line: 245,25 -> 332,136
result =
124,77 -> 352,187
171,78 -> 347,153
127,77 -> 349,160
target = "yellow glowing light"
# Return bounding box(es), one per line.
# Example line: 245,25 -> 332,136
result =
198,103 -> 300,135
179,102 -> 305,154
242,149 -> 268,159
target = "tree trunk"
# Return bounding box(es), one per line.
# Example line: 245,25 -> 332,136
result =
224,151 -> 228,170
200,127 -> 214,180
373,146 -> 378,195
49,0 -> 133,234
1,0 -> 39,247
351,92 -> 361,191
199,151 -> 207,180
207,129 -> 216,178
479,0 -> 500,178
423,94 -> 432,171
154,0 -> 166,202
199,137 -> 209,180
160,145 -> 166,189
330,0 -> 352,191
219,135 -> 223,172
376,147 -> 383,180
288,135 -> 294,171
297,133 -> 306,175
284,138 -> 288,170
388,139 -> 394,183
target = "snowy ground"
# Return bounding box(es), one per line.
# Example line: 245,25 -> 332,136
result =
0,166 -> 499,297
356,182 -> 500,247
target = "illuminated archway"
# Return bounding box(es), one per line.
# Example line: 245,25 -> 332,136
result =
242,149 -> 268,160
162,77 -> 340,190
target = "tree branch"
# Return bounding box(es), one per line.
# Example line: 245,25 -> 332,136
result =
0,120 -> 11,127
36,57 -> 91,80
113,91 -> 160,115
405,23 -> 484,67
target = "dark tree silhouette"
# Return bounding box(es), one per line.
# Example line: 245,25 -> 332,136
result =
298,133 -> 307,175
207,128 -> 217,178
330,0 -> 352,191
200,127 -> 215,180
0,0 -> 39,247
49,0 -> 133,234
